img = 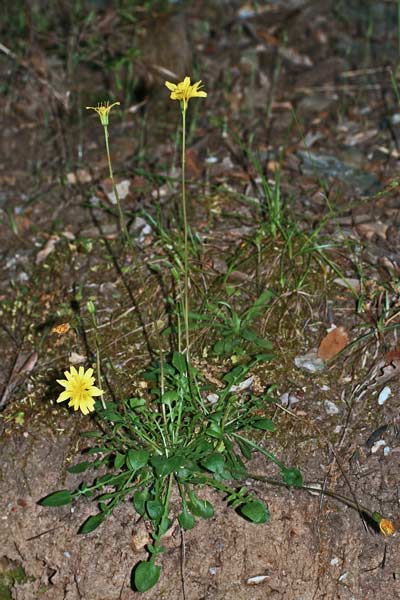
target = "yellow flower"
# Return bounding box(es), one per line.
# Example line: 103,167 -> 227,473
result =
56,366 -> 103,415
379,518 -> 396,536
165,76 -> 207,109
85,101 -> 120,126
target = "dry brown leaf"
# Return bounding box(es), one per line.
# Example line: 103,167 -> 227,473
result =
36,235 -> 60,265
317,326 -> 349,360
385,348 -> 400,363
52,323 -> 70,335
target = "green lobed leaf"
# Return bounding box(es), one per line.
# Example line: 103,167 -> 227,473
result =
146,499 -> 164,521
114,452 -> 125,469
129,397 -> 146,409
188,495 -> 214,519
133,561 -> 161,592
161,391 -> 179,404
237,438 -> 253,460
67,461 -> 91,474
39,490 -> 73,507
96,492 -> 116,501
172,351 -> 187,374
254,337 -> 273,349
223,364 -> 248,385
80,431 -> 101,438
86,446 -> 109,455
151,454 -> 185,477
97,473 -> 114,485
102,411 -> 124,422
159,517 -> 172,536
213,338 -> 235,355
78,512 -> 106,534
240,500 -> 270,524
175,461 -> 202,480
241,328 -> 257,342
254,353 -> 275,362
127,449 -> 150,472
188,311 -> 209,322
225,451 -> 247,479
252,418 -> 275,432
178,509 -> 195,530
281,467 -> 303,488
201,453 -> 225,474
133,489 -> 148,515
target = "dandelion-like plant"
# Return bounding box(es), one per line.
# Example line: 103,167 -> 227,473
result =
41,78 -> 396,597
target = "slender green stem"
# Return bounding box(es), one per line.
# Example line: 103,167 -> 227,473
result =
181,106 -> 190,360
88,305 -> 106,410
95,343 -> 105,410
232,433 -> 286,470
103,124 -> 130,245
151,474 -> 174,563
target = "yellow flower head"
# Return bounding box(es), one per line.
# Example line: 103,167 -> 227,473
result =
56,366 -> 103,415
379,518 -> 396,536
165,76 -> 207,109
86,101 -> 120,126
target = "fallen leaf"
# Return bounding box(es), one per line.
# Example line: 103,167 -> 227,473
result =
385,347 -> 400,363
36,236 -> 60,265
101,178 -> 131,205
317,326 -> 349,360
66,169 -> 92,184
69,352 -> 86,365
52,323 -> 70,335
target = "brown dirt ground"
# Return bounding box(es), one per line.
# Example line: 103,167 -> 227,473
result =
1,1 -> 400,599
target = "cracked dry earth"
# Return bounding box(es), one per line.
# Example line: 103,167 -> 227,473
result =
1,0 -> 400,599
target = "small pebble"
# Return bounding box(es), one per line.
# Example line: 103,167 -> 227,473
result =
294,351 -> 325,373
230,376 -> 254,392
324,400 -> 340,415
280,392 -> 300,408
371,440 -> 386,454
206,393 -> 219,404
378,386 -> 391,406
246,574 -> 270,585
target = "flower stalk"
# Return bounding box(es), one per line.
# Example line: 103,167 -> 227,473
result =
248,472 -> 396,536
164,77 -> 207,358
181,104 -> 190,359
86,102 -> 130,245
